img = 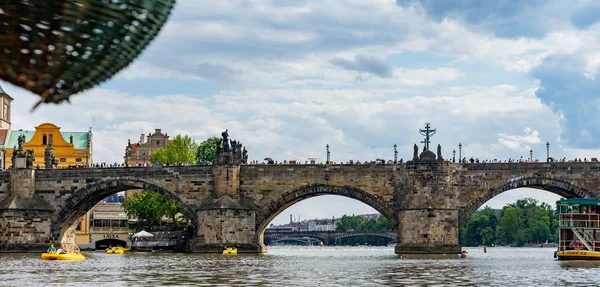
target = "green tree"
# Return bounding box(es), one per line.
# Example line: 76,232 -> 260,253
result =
480,227 -> 495,246
149,134 -> 198,165
149,149 -> 167,165
196,136 -> 221,165
496,207 -> 523,245
122,190 -> 189,231
122,190 -> 167,230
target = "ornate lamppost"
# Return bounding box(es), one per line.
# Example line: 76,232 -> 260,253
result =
546,142 -> 550,162
394,144 -> 398,164
458,143 -> 462,163
326,144 -> 330,164
529,149 -> 533,161
453,149 -> 456,163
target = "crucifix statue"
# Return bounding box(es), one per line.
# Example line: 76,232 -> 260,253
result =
419,122 -> 436,151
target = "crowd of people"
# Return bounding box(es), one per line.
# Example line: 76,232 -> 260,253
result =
28,156 -> 600,170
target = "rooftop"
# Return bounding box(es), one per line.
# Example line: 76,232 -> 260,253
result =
6,129 -> 91,149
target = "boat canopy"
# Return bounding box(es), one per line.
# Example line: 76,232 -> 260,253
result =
556,198 -> 600,206
132,230 -> 154,238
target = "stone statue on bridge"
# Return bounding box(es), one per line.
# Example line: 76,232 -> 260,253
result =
231,140 -> 237,154
437,144 -> 443,162
11,139 -> 35,169
242,147 -> 248,164
221,130 -> 230,152
25,149 -> 34,169
17,134 -> 25,151
216,130 -> 248,165
44,143 -> 58,169
413,144 -> 419,161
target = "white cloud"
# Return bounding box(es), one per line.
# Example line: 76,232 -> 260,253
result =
498,127 -> 541,151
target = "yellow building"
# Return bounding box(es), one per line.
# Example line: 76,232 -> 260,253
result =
125,129 -> 170,166
4,123 -> 92,169
75,202 -> 132,249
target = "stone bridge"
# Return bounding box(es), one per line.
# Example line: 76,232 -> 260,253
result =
1,161 -> 600,257
264,230 -> 397,245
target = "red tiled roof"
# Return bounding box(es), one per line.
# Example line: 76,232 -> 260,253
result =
129,144 -> 137,153
0,129 -> 8,145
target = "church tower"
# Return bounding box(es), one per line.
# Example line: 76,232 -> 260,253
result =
0,85 -> 13,130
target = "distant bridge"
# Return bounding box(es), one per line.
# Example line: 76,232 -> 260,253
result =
264,230 -> 397,245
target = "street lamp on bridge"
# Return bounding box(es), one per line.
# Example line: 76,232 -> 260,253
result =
458,143 -> 462,164
394,144 -> 398,164
546,142 -> 550,162
326,144 -> 330,164
529,149 -> 533,161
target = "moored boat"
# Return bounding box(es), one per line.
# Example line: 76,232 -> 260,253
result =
41,253 -> 85,261
223,247 -> 237,255
556,198 -> 600,260
106,246 -> 126,254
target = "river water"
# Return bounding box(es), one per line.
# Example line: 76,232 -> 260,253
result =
1,247 -> 600,286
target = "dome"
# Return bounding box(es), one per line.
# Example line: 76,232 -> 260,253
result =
419,150 -> 436,161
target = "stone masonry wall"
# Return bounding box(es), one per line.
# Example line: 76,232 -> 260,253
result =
0,209 -> 53,252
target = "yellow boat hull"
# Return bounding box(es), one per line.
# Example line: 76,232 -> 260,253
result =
41,253 -> 85,261
556,250 -> 600,260
223,248 -> 237,255
106,248 -> 125,254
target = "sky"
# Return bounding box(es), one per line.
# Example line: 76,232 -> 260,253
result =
3,0 -> 600,225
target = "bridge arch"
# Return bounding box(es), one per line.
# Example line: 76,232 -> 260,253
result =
50,177 -> 197,243
256,184 -> 397,237
266,233 -> 329,243
459,176 -> 598,227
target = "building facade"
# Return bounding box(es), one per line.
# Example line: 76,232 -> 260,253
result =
125,129 -> 169,165
75,202 -> 132,249
4,123 -> 92,169
0,86 -> 13,169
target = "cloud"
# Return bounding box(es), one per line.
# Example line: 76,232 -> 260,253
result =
571,1 -> 600,29
532,52 -> 600,149
396,0 -> 558,38
498,127 -> 540,150
330,54 -> 393,78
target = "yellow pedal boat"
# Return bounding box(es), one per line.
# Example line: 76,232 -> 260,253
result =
106,247 -> 126,254
223,247 -> 237,255
41,253 -> 85,261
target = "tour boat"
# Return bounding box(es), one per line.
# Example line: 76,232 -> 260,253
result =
222,247 -> 237,255
555,198 -> 600,260
41,253 -> 85,261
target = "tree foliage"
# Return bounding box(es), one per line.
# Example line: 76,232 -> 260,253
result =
336,215 -> 393,231
460,198 -> 558,246
122,190 -> 189,231
196,136 -> 220,165
149,134 -> 198,165
335,215 -> 394,246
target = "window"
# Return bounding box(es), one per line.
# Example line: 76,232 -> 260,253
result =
42,134 -> 47,145
76,222 -> 82,231
60,158 -> 66,162
48,134 -> 53,145
76,158 -> 82,162
2,104 -> 6,120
